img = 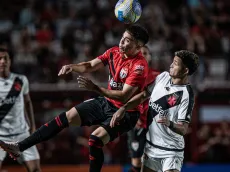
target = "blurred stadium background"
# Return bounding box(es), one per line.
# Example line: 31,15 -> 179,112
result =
0,0 -> 230,171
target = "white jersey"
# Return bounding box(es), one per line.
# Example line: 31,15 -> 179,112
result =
145,72 -> 194,158
0,73 -> 29,136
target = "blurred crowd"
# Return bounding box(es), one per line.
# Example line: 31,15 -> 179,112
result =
193,121 -> 230,163
0,0 -> 230,84
1,0 -> 230,166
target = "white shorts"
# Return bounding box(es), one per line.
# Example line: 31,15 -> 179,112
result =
0,132 -> 40,163
142,153 -> 183,172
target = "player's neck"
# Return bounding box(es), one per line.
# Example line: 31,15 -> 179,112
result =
0,71 -> 10,79
171,76 -> 189,85
123,50 -> 139,58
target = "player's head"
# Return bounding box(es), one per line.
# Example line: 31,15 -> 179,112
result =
0,48 -> 11,76
119,25 -> 149,56
170,50 -> 199,78
141,45 -> 151,66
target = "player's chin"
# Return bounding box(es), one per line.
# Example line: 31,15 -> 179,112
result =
0,68 -> 5,73
169,71 -> 174,77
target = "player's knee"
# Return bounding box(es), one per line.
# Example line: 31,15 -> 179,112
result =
132,157 -> 142,167
88,135 -> 104,149
25,160 -> 41,172
27,165 -> 41,172
30,168 -> 41,172
91,127 -> 110,145
65,107 -> 81,125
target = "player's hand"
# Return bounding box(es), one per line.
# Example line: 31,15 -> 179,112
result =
157,116 -> 170,127
30,126 -> 36,134
77,76 -> 97,91
58,65 -> 73,76
110,107 -> 126,128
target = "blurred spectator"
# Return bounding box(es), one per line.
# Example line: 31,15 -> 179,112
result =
194,122 -> 230,163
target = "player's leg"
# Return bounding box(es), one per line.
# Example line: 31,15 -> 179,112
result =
19,139 -> 41,172
128,128 -> 146,172
88,127 -> 110,172
0,145 -> 7,170
0,161 -> 2,170
86,99 -> 139,172
0,97 -> 106,158
23,160 -> 40,172
162,157 -> 183,172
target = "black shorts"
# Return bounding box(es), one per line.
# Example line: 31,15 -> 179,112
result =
75,97 -> 140,142
127,127 -> 147,158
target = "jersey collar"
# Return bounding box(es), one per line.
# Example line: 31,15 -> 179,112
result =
169,78 -> 190,87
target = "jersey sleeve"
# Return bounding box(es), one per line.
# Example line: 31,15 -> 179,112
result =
177,90 -> 195,123
125,61 -> 148,88
22,76 -> 29,95
97,47 -> 114,66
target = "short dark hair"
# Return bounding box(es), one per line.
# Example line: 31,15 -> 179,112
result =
175,50 -> 199,75
126,25 -> 149,45
0,48 -> 8,52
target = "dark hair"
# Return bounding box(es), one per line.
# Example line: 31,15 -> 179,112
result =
175,50 -> 199,75
0,47 -> 12,59
126,25 -> 149,45
0,48 -> 8,52
142,45 -> 150,50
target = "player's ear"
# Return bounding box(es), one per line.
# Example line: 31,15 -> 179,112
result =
136,42 -> 143,50
136,45 -> 142,50
184,67 -> 189,75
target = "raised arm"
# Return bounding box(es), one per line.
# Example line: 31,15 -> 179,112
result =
58,58 -> 104,75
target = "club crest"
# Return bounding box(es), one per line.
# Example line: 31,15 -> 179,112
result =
131,141 -> 139,151
120,68 -> 128,79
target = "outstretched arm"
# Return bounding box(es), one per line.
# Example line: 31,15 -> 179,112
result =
58,58 -> 104,75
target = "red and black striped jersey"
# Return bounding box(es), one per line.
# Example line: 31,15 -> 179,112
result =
97,46 -> 148,111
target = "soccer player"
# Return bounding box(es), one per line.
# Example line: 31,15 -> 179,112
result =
110,50 -> 199,172
127,46 -> 160,172
0,48 -> 40,172
0,25 -> 149,172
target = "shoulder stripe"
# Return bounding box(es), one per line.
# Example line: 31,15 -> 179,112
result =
185,85 -> 195,122
108,52 -> 116,78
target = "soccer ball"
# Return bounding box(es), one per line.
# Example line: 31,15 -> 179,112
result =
114,0 -> 142,24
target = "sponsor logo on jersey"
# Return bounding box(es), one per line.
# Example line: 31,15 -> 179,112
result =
135,65 -> 144,70
119,67 -> 128,79
149,98 -> 169,117
134,65 -> 144,75
0,96 -> 19,105
109,78 -> 124,90
148,91 -> 183,118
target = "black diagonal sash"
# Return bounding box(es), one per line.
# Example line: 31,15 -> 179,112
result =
147,91 -> 183,126
0,77 -> 23,123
